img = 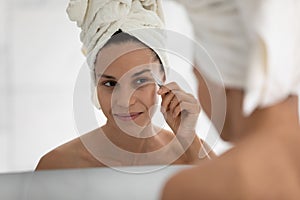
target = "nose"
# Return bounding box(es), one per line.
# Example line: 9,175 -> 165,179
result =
113,86 -> 136,108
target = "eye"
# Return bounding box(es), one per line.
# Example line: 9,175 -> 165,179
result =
102,80 -> 118,87
133,77 -> 152,88
135,78 -> 149,85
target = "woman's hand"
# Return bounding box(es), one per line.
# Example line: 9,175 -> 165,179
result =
158,82 -> 201,134
157,82 -> 215,163
157,82 -> 209,163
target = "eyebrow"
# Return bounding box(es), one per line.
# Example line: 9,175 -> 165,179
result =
131,69 -> 151,78
98,74 -> 116,79
98,69 -> 151,79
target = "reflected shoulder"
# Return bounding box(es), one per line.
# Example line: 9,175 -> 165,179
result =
35,130 -> 105,170
35,137 -> 82,170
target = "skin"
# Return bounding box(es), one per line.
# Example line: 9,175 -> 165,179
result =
35,42 -> 215,170
161,66 -> 300,199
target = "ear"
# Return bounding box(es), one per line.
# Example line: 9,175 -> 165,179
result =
162,73 -> 166,83
160,65 -> 166,82
93,87 -> 101,110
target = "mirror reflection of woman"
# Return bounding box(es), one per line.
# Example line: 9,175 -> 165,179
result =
35,0 -> 214,170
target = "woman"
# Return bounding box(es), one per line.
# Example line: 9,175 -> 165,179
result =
162,0 -> 300,199
35,0 -> 214,170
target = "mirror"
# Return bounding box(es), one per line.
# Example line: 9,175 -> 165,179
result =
0,0 -> 229,174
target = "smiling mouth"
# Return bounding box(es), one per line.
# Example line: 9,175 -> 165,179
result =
113,112 -> 143,121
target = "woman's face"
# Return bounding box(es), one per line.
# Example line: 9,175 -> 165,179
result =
95,42 -> 164,132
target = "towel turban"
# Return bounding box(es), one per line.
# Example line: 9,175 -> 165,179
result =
67,0 -> 169,108
177,0 -> 300,115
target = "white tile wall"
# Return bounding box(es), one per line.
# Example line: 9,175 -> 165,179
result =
1,0 -> 85,172
0,0 -> 6,45
0,56 -> 8,132
11,91 -> 78,171
11,2 -> 83,88
0,0 -> 9,172
0,134 -> 9,172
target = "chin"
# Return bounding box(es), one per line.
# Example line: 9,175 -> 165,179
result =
129,112 -> 147,125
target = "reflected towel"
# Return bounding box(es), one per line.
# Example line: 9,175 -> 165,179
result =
67,0 -> 168,108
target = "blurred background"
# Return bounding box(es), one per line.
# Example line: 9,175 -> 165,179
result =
0,0 -> 231,173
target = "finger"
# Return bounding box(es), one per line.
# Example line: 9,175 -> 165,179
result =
172,91 -> 199,104
162,91 -> 198,114
161,92 -> 175,112
173,103 -> 182,118
157,82 -> 181,95
174,102 -> 201,117
169,97 -> 180,112
165,91 -> 193,112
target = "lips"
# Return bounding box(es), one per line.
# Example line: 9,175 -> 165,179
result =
113,112 -> 143,121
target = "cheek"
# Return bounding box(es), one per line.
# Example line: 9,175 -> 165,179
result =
98,90 -> 112,111
135,86 -> 157,106
193,68 -> 212,117
194,68 -> 230,134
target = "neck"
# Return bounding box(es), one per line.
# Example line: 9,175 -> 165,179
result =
102,121 -> 160,153
233,96 -> 300,142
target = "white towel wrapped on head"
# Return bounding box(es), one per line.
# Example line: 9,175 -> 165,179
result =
67,0 -> 168,108
179,0 -> 300,116
236,0 -> 300,115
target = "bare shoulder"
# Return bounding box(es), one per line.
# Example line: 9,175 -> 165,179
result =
161,149 -> 243,200
35,137 -> 82,170
35,129 -> 104,170
162,136 -> 300,200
